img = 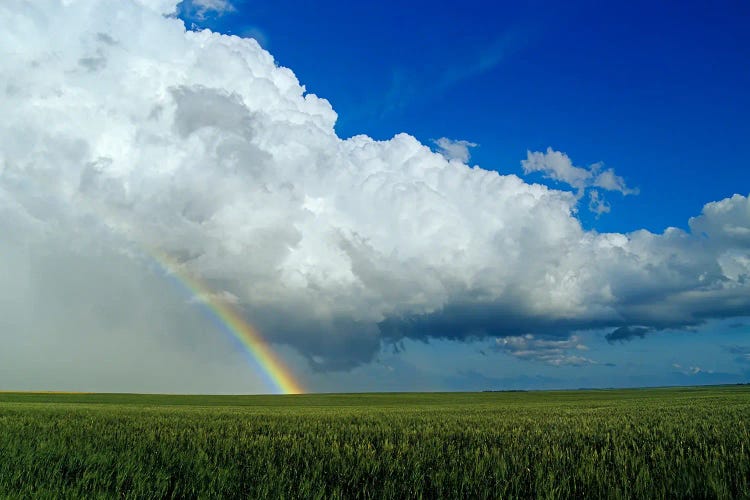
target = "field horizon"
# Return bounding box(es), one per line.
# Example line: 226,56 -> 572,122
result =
1,381 -> 749,399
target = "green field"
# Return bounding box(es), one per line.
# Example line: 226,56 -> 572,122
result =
1,386 -> 749,498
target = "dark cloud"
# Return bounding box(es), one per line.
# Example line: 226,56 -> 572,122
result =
379,301 -> 612,342
606,326 -> 652,343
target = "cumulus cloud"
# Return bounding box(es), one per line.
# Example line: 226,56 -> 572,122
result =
494,335 -> 600,366
522,148 -> 638,213
133,0 -> 180,15
433,138 -> 478,163
1,0 -> 749,385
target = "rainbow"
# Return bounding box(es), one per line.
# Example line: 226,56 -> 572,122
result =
151,250 -> 304,395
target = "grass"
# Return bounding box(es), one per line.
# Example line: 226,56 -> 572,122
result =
1,386 -> 749,498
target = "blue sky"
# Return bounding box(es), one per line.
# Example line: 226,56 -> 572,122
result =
1,1 -> 749,393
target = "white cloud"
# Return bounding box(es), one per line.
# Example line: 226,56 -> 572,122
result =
588,190 -> 610,216
594,167 -> 639,195
672,363 -> 713,375
494,335 -> 599,366
433,137 -> 478,163
522,148 -> 593,194
133,0 -> 179,14
521,147 -> 638,213
0,0 -> 749,384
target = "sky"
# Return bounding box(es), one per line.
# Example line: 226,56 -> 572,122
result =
0,0 -> 749,393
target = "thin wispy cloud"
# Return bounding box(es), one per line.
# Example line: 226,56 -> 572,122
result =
361,28 -> 531,122
434,29 -> 525,95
